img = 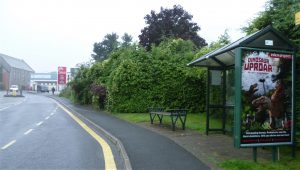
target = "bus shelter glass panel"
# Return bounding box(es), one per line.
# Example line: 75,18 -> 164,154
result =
207,70 -> 224,132
208,108 -> 224,130
209,70 -> 223,105
225,69 -> 235,133
226,69 -> 235,105
207,68 -> 235,134
225,107 -> 234,133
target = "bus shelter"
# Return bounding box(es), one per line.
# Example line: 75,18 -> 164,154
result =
188,26 -> 297,149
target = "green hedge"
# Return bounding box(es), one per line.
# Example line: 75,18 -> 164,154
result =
70,39 -> 207,113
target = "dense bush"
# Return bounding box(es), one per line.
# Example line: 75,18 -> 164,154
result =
69,38 -> 208,112
69,66 -> 93,105
104,39 -> 207,112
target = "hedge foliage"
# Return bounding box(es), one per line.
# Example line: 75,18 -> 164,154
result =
68,38 -> 208,113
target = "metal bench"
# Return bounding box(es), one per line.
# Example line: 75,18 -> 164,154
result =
148,107 -> 188,131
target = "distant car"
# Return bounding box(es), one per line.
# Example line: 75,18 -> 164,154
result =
40,85 -> 49,93
9,85 -> 19,92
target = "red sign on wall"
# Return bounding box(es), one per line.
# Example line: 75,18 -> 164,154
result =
58,66 -> 67,84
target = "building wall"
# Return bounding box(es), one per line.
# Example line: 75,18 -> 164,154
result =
9,67 -> 32,90
0,54 -> 34,90
0,67 -> 9,90
30,72 -> 58,91
0,66 -> 2,89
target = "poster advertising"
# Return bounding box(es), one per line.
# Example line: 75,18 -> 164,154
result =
58,66 -> 67,85
240,50 -> 293,147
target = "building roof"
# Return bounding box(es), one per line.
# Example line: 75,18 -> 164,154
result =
0,53 -> 34,72
188,25 -> 297,67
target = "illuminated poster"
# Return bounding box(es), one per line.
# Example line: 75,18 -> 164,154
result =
241,50 -> 293,147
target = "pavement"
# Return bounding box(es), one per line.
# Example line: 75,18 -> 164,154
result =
139,123 -> 273,169
51,94 -> 275,170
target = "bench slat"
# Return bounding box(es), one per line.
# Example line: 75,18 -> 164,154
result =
150,112 -> 171,116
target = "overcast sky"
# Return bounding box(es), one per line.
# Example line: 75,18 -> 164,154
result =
0,0 -> 267,73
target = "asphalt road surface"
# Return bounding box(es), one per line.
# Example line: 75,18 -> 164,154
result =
56,96 -> 211,170
0,92 -> 122,169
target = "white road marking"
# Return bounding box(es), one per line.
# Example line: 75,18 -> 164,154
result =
1,140 -> 16,150
2,102 -> 19,105
50,112 -> 55,116
36,121 -> 43,126
45,116 -> 50,120
0,98 -> 26,112
24,129 -> 34,135
0,107 -> 9,112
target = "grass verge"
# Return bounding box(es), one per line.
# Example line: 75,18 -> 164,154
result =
112,112 -> 223,133
220,151 -> 300,170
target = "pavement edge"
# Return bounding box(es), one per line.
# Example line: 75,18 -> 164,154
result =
49,96 -> 132,170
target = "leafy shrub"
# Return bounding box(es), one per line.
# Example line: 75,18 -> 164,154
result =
105,39 -> 206,112
69,38 -> 208,113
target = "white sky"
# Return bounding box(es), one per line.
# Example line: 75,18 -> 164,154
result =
0,0 -> 267,73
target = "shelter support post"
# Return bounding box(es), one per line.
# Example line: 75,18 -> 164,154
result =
272,147 -> 279,162
206,68 -> 210,135
253,147 -> 257,162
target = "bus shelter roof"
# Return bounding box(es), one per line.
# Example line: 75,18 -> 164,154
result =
187,26 -> 297,68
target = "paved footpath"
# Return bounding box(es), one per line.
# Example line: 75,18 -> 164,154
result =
140,123 -> 274,168
53,96 -> 210,170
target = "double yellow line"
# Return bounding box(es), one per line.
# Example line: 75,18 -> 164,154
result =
56,102 -> 117,170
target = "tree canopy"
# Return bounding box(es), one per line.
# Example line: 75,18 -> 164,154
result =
92,33 -> 119,61
92,33 -> 134,61
139,5 -> 207,50
242,0 -> 300,46
121,33 -> 133,47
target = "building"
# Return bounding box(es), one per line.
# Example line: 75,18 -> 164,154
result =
0,53 -> 34,90
31,67 -> 78,92
30,72 -> 57,91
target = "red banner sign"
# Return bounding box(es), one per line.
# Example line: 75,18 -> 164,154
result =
58,66 -> 67,84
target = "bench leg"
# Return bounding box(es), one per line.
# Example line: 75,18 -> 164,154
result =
179,115 -> 187,130
171,115 -> 179,131
150,113 -> 156,124
157,115 -> 163,124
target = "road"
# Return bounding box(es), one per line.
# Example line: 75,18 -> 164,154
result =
0,92 -> 122,169
56,97 -> 210,170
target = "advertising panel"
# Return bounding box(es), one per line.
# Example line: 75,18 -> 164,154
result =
58,66 -> 67,85
240,49 -> 293,147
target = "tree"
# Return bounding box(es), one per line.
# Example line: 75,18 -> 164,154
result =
139,5 -> 207,50
121,33 -> 133,47
242,0 -> 300,45
92,33 -> 119,61
209,30 -> 231,49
